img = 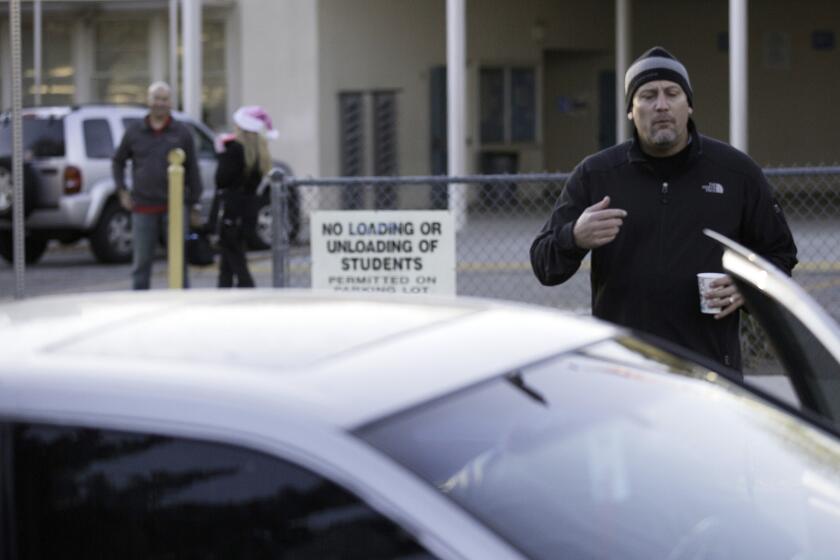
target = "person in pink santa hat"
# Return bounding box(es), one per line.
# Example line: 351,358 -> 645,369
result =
213,105 -> 278,287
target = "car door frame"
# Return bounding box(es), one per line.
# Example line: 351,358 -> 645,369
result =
706,229 -> 840,424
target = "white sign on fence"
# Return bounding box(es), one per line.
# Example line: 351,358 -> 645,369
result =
311,210 -> 455,295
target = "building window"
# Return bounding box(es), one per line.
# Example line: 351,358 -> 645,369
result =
510,67 -> 536,142
22,18 -> 74,106
202,19 -> 227,130
479,67 -> 505,144
92,19 -> 150,104
479,65 -> 537,145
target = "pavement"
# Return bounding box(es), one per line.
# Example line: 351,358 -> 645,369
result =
0,243 -> 283,297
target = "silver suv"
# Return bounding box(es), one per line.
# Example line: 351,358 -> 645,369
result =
0,105 -> 293,264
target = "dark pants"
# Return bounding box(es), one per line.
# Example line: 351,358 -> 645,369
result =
217,191 -> 255,288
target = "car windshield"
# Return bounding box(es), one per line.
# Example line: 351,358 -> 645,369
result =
0,115 -> 65,157
358,337 -> 840,559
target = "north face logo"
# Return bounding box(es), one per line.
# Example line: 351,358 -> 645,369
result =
701,182 -> 725,194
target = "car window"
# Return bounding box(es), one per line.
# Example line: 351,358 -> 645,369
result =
737,279 -> 840,416
118,118 -> 215,159
83,119 -> 114,159
359,339 -> 840,559
121,117 -> 142,132
706,229 -> 840,425
3,422 -> 437,559
186,123 -> 216,159
0,116 -> 65,157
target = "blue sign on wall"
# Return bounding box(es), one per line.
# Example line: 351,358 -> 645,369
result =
812,30 -> 835,51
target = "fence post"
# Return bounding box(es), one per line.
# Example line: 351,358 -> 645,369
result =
270,167 -> 290,288
167,148 -> 186,289
10,0 -> 25,299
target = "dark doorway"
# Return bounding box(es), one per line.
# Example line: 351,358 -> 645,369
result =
429,65 -> 448,209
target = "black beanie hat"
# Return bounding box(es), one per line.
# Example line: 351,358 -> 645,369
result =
624,46 -> 693,112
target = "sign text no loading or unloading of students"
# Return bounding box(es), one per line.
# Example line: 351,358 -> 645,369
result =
311,211 -> 456,295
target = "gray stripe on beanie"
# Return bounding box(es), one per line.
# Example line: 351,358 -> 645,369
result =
624,56 -> 691,94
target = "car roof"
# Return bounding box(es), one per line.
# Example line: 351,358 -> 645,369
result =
0,290 -> 617,428
0,105 -> 195,122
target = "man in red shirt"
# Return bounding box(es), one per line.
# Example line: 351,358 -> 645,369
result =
112,82 -> 203,289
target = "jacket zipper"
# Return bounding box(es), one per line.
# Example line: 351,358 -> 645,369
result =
658,181 -> 669,286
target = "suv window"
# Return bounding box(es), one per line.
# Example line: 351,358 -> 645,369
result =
3,422 -> 436,559
187,123 -> 217,159
121,118 -> 216,159
0,116 -> 66,157
83,119 -> 114,159
121,117 -> 142,133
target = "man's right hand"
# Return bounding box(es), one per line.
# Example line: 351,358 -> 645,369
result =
572,196 -> 627,249
118,189 -> 133,211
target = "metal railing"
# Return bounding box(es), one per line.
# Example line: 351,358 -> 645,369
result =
266,165 -> 840,373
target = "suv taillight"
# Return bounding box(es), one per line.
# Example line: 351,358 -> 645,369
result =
64,165 -> 82,194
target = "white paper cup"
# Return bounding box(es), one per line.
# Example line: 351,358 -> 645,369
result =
697,272 -> 727,314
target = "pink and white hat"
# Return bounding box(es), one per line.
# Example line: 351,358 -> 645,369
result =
232,105 -> 279,139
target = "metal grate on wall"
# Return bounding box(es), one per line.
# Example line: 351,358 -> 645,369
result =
338,90 -> 400,209
372,90 -> 398,209
338,92 -> 365,209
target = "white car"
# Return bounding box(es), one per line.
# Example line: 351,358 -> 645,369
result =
0,232 -> 839,559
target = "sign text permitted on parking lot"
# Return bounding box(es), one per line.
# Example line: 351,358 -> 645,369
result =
311,211 -> 455,295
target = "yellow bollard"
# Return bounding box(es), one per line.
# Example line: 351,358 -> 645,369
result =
167,148 -> 186,289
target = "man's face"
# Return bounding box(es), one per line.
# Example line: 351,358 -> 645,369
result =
148,88 -> 172,120
629,80 -> 692,156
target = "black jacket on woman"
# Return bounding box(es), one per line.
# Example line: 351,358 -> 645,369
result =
216,138 -> 262,198
530,120 -> 798,371
213,138 -> 262,287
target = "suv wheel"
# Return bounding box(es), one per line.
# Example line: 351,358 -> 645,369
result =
0,230 -> 49,264
248,192 -> 273,250
247,189 -> 300,250
0,158 -> 38,219
90,201 -> 132,263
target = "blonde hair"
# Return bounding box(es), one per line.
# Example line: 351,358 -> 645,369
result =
235,128 -> 272,177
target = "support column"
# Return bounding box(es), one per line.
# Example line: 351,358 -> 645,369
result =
10,0 -> 25,298
0,22 -> 12,109
182,0 -> 202,120
150,14 -> 167,84
169,0 -> 180,110
33,0 -> 42,105
446,0 -> 467,228
72,19 -> 93,103
615,0 -> 631,142
729,0 -> 748,152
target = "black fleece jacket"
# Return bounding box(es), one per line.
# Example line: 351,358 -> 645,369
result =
530,121 -> 798,371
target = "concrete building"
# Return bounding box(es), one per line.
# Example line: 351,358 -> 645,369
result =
1,0 -> 838,181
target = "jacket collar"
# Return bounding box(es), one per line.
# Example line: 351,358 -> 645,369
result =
144,114 -> 173,132
627,118 -> 702,163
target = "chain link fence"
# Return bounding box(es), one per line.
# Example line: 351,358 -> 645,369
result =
268,166 -> 840,372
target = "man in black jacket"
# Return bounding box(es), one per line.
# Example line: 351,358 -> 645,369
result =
530,46 -> 797,372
